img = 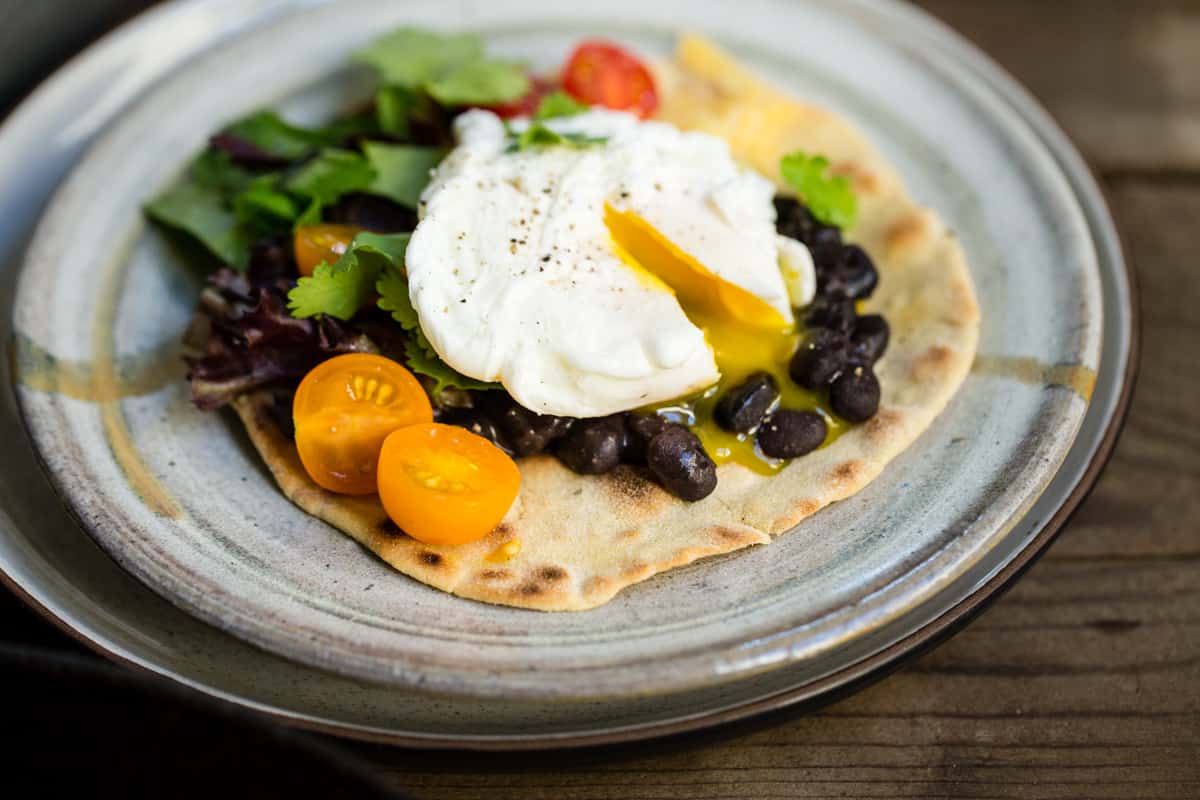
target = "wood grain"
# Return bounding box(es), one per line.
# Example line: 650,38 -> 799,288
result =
914,0 -> 1200,172
355,2 -> 1200,797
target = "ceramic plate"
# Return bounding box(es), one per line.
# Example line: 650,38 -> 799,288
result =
1,0 -> 1134,745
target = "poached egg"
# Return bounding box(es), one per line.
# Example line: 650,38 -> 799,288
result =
405,108 -> 815,418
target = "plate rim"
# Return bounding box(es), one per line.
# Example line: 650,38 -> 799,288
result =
0,0 -> 1138,748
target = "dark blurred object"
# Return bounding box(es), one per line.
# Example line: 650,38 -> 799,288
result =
0,581 -> 90,652
0,643 -> 405,798
0,0 -> 159,117
0,0 -> 161,650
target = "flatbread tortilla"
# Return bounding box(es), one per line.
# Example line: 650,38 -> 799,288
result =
233,34 -> 980,611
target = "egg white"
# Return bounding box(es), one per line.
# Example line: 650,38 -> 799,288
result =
405,109 -> 810,418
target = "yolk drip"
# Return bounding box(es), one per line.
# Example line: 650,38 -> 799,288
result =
605,204 -> 843,474
604,205 -> 789,330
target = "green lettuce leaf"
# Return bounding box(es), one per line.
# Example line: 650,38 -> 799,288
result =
363,143 -> 444,208
425,59 -> 529,106
287,231 -> 410,320
355,28 -> 483,87
189,149 -> 253,195
221,111 -> 340,159
144,151 -> 254,267
779,151 -> 858,230
375,87 -> 417,137
285,148 -> 377,207
376,266 -> 497,394
232,174 -> 299,229
145,181 -> 248,268
355,27 -> 530,107
533,90 -> 589,121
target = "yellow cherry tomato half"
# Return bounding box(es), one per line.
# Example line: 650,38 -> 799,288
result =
293,223 -> 361,277
293,354 -> 433,495
377,423 -> 521,546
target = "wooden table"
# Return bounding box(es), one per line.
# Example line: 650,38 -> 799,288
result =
348,2 -> 1200,796
0,1 -> 1195,797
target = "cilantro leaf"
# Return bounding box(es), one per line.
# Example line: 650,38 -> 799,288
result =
284,143 -> 443,225
355,28 -> 483,88
351,230 -> 410,262
375,266 -> 420,329
287,232 -> 410,320
404,335 -> 497,394
426,59 -> 529,106
779,151 -> 858,230
363,143 -> 444,208
510,123 -> 607,151
285,148 -> 377,207
376,266 -> 497,394
533,90 -> 588,121
287,262 -> 365,320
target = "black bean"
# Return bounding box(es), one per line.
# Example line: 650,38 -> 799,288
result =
647,427 -> 717,502
810,225 -> 843,248
830,365 -> 881,422
809,240 -> 847,282
850,314 -> 890,363
436,407 -> 510,454
757,410 -> 827,459
789,329 -> 850,389
477,393 -> 574,456
554,416 -> 627,475
774,196 -> 842,248
804,295 -> 857,334
838,245 -> 879,300
813,243 -> 878,301
714,372 -> 779,433
624,413 -> 670,464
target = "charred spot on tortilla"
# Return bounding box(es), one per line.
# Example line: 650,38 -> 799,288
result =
479,568 -> 511,581
886,210 -> 935,257
830,460 -> 867,488
914,345 -> 956,383
865,408 -> 904,442
539,566 -> 568,582
604,465 -> 660,505
376,519 -> 402,537
711,525 -> 749,542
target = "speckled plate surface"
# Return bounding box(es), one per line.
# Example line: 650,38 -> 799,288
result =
1,0 -> 1133,745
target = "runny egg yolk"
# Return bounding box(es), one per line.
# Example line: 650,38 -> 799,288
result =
604,204 -> 842,474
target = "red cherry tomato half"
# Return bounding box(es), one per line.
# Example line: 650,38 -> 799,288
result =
484,76 -> 557,119
562,40 -> 658,118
